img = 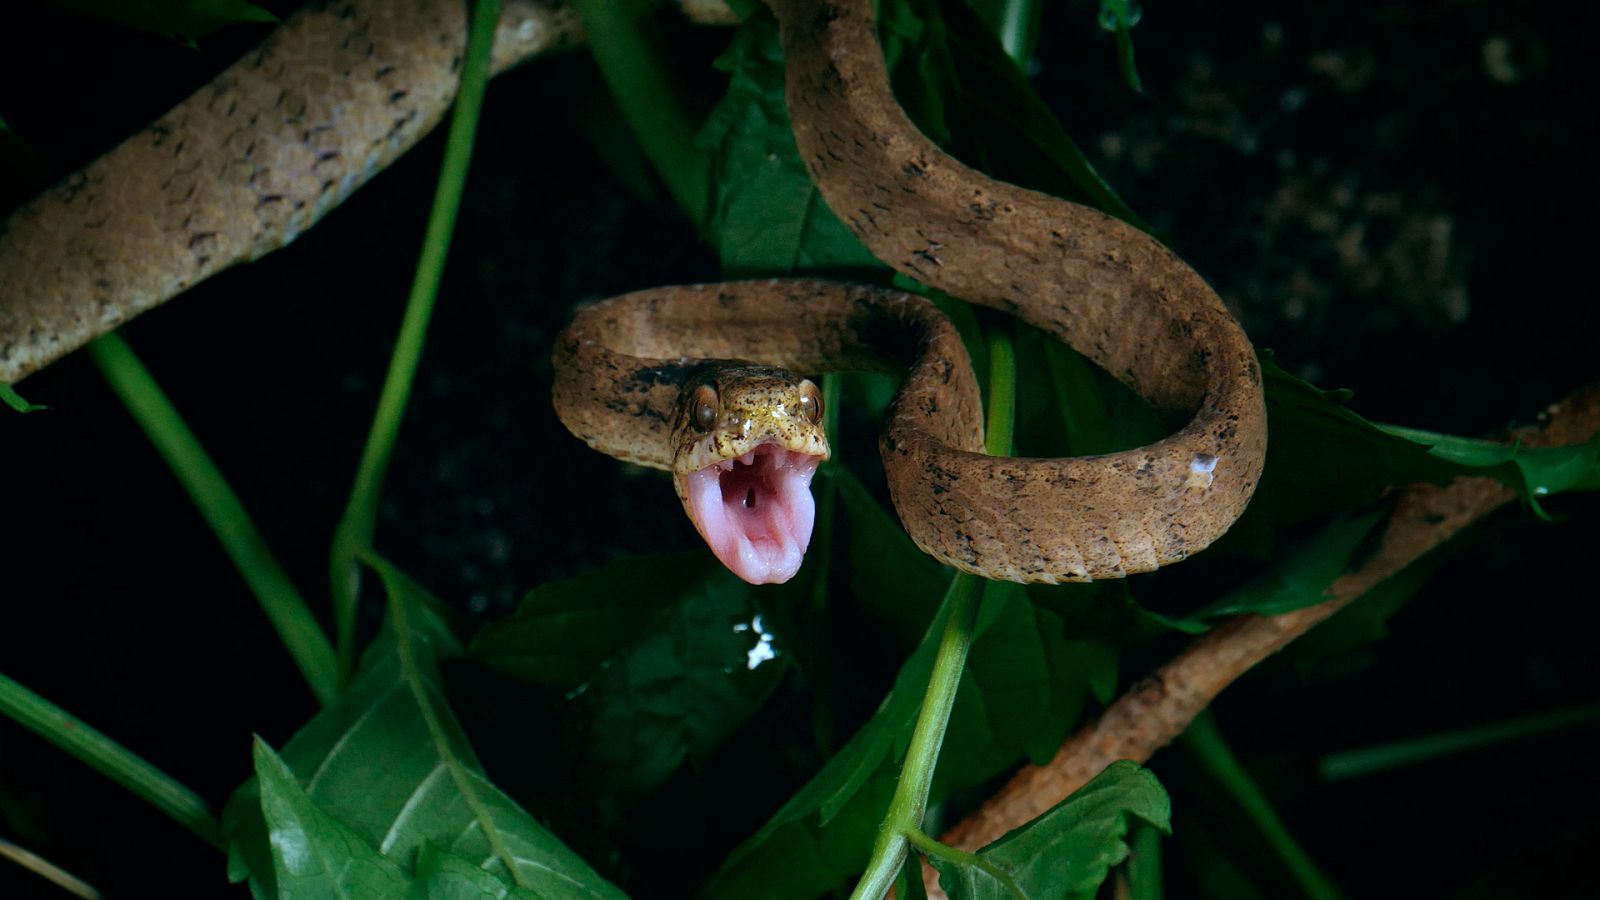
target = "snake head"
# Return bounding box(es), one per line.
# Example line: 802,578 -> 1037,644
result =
670,363 -> 831,585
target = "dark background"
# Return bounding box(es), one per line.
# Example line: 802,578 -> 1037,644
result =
1,0 -> 1596,896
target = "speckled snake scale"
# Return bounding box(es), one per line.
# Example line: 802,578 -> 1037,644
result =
0,0 -> 1266,583
555,0 -> 1267,582
0,0 -> 579,383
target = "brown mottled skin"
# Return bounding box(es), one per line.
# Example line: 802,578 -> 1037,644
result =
553,279 -> 979,462
555,0 -> 1267,582
0,0 -> 581,383
0,0 -> 1264,582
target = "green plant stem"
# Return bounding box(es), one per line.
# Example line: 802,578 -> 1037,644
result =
1127,823 -> 1164,900
851,573 -> 983,900
852,320 -> 1017,900
1319,702 -> 1600,781
984,321 -> 1017,457
574,0 -> 710,229
2,382 -> 48,413
0,836 -> 98,899
0,672 -> 221,848
329,0 -> 501,681
905,827 -> 1025,898
87,334 -> 337,706
1180,710 -> 1345,900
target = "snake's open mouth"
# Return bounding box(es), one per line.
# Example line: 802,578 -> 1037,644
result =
684,442 -> 823,585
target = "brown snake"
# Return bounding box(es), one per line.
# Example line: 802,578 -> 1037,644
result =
0,0 -> 1266,586
554,0 -> 1267,584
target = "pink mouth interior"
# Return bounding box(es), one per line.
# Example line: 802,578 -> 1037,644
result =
685,443 -> 821,585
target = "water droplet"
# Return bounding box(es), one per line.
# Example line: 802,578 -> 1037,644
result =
746,637 -> 776,671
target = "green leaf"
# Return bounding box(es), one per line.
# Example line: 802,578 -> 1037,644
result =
223,557 -> 623,900
1372,421 -> 1600,511
965,0 -> 1044,64
949,582 -> 1068,769
1285,524 -> 1477,671
929,760 -> 1171,899
469,551 -> 726,691
471,552 -> 790,822
1183,509 -> 1386,623
703,591 -> 946,899
47,0 -> 276,46
252,742 -> 544,899
1225,357 -> 1599,551
1,383 -> 47,413
832,466 -> 947,639
575,0 -> 710,225
252,739 -> 413,898
704,575 -> 1116,898
699,9 -> 883,274
413,843 -> 543,900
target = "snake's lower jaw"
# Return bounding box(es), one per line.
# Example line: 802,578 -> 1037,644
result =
679,443 -> 824,585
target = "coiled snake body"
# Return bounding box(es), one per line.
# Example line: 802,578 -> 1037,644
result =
554,0 -> 1267,584
0,0 -> 1266,586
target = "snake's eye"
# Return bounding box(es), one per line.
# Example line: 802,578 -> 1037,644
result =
692,385 -> 720,432
798,379 -> 823,425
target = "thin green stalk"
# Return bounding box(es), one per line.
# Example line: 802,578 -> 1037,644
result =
1319,702 -> 1600,781
1180,710 -> 1345,900
2,383 -> 47,413
574,0 -> 711,229
853,321 -> 1017,900
87,334 -> 337,706
329,0 -> 501,680
0,835 -> 99,899
0,672 -> 221,848
905,827 -> 1025,898
852,573 -> 983,900
984,321 -> 1017,457
1127,823 -> 1164,900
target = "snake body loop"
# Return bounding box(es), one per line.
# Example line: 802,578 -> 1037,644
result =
555,0 -> 1267,583
0,0 -> 1266,584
